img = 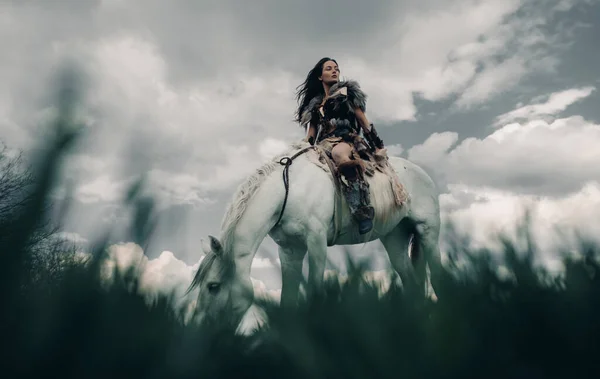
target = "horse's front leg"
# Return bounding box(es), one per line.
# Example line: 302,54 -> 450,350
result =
306,230 -> 328,298
278,244 -> 306,308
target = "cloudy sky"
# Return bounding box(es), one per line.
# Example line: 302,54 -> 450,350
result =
2,0 -> 600,293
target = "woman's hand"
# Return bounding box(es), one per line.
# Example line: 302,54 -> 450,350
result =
374,147 -> 388,160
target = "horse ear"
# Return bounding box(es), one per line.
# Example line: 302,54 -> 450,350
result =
200,238 -> 212,255
208,235 -> 223,255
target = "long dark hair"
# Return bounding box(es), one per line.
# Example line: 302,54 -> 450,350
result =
294,57 -> 339,124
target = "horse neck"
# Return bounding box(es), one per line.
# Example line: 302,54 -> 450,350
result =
221,170 -> 284,277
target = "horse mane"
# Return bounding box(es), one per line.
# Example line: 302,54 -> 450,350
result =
219,141 -> 308,253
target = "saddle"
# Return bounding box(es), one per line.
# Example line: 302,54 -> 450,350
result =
301,142 -> 408,207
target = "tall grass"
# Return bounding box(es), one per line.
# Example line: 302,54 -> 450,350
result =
1,69 -> 598,378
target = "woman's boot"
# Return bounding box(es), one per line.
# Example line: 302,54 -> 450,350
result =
337,160 -> 375,234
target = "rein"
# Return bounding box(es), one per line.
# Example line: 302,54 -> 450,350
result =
274,144 -> 316,226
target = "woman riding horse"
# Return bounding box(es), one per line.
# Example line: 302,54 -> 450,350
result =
294,57 -> 388,234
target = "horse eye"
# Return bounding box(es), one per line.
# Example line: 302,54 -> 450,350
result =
207,282 -> 221,294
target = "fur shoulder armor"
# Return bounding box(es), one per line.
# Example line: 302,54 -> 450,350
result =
330,79 -> 367,112
299,79 -> 368,127
300,94 -> 324,126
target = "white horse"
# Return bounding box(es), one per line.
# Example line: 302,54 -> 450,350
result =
188,142 -> 444,328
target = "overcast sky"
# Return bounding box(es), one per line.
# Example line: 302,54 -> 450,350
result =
2,0 -> 600,293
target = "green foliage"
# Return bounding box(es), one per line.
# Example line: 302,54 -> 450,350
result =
1,67 -> 599,378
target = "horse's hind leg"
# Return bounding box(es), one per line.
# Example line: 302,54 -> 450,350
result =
413,219 -> 444,299
380,220 -> 420,292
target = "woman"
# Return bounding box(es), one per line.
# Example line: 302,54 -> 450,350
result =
294,57 -> 387,234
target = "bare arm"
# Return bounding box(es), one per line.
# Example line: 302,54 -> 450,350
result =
354,107 -> 372,134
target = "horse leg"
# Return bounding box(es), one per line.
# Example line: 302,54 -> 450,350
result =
413,220 -> 444,299
278,244 -> 306,308
306,231 -> 328,298
380,220 -> 420,293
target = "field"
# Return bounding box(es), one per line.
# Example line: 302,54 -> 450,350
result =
1,71 -> 598,379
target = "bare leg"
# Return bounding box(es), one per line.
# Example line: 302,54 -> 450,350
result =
278,245 -> 305,308
331,141 -> 374,234
330,142 -> 353,165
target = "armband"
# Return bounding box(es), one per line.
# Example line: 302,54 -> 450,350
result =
364,123 -> 384,150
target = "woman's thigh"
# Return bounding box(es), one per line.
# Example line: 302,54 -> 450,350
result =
330,142 -> 353,164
